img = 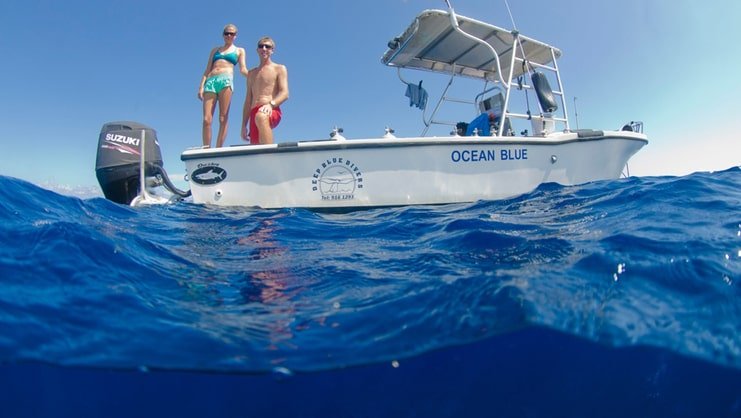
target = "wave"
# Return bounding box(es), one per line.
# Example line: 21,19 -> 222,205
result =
0,168 -> 739,373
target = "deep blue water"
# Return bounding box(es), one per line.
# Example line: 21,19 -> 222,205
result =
0,168 -> 739,417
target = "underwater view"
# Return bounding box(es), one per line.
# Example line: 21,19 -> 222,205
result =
0,168 -> 739,417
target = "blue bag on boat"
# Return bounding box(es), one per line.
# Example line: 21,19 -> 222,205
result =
465,113 -> 492,136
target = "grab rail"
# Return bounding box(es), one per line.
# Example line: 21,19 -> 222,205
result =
443,0 -> 509,87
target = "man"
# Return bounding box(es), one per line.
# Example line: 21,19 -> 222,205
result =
241,36 -> 289,145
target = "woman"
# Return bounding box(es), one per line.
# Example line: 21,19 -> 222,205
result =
198,24 -> 249,148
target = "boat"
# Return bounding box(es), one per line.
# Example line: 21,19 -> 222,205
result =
96,1 -> 647,209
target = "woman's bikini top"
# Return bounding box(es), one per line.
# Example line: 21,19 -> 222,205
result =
213,47 -> 238,65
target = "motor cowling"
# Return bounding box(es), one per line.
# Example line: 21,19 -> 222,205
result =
95,121 -> 163,204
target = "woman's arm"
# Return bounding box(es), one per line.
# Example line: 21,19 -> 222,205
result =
237,47 -> 249,77
198,48 -> 216,100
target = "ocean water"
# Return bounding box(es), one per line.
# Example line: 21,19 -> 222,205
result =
0,168 -> 739,417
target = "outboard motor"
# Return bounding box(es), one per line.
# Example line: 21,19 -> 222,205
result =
95,121 -> 163,204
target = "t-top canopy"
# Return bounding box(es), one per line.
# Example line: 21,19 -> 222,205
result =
382,9 -> 562,82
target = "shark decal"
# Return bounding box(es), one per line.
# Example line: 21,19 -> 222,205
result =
191,165 -> 227,185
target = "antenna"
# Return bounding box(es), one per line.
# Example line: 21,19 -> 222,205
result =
504,0 -> 518,30
573,97 -> 579,129
503,0 -> 534,75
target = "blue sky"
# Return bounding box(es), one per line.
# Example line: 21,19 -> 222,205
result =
1,0 -> 739,191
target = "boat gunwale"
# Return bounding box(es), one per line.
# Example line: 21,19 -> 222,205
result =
180,132 -> 648,161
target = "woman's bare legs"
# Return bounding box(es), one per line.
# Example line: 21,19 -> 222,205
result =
202,93 -> 217,147
215,87 -> 233,148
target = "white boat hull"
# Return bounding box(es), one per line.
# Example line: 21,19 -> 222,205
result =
181,131 -> 647,209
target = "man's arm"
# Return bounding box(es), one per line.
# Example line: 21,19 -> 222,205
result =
272,65 -> 289,106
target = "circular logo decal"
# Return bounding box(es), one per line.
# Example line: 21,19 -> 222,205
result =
311,158 -> 363,201
191,165 -> 227,185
